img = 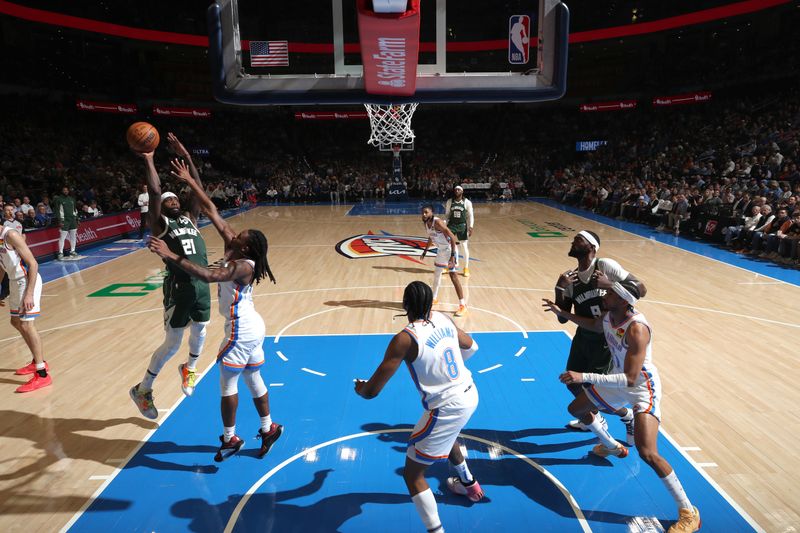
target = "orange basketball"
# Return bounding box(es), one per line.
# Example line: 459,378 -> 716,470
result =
126,122 -> 160,153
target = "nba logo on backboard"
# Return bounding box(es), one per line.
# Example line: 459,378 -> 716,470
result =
508,15 -> 530,65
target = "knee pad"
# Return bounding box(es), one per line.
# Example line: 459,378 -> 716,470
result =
243,369 -> 268,398
219,367 -> 239,397
156,326 -> 185,358
188,321 -> 208,354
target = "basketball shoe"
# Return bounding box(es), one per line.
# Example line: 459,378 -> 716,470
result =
432,298 -> 439,305
454,304 -> 467,317
15,361 -> 49,375
668,506 -> 701,533
447,477 -> 484,502
130,384 -> 158,419
16,373 -> 52,393
463,267 -> 470,277
178,363 -> 197,397
257,423 -> 284,458
215,435 -> 244,462
567,414 -> 608,432
624,416 -> 635,446
592,442 -> 628,458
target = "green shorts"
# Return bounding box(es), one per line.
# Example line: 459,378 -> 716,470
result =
59,220 -> 78,231
448,225 -> 468,242
566,328 -> 612,374
162,280 -> 211,329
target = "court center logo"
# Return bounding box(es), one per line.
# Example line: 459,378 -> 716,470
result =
336,232 -> 433,264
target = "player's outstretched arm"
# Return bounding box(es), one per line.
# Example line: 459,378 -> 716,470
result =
170,159 -> 236,246
354,332 -> 411,399
542,298 -> 603,332
148,236 -> 248,284
167,133 -> 204,220
135,151 -> 165,234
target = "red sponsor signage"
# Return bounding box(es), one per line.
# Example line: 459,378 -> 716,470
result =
356,0 -> 421,97
294,111 -> 368,120
76,99 -> 137,114
26,211 -> 142,258
652,91 -> 712,107
580,100 -> 638,112
153,105 -> 212,118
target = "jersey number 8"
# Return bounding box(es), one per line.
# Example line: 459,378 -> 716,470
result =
443,348 -> 459,380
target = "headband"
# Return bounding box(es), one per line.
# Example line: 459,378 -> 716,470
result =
611,282 -> 638,306
577,230 -> 599,251
454,185 -> 463,191
161,192 -> 178,202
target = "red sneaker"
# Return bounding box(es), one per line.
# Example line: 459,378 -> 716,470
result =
447,477 -> 484,502
16,373 -> 52,393
214,435 -> 244,462
15,361 -> 49,375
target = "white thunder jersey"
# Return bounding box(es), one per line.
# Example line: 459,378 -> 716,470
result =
602,310 -> 658,384
217,259 -> 265,341
426,217 -> 451,252
0,227 -> 27,280
404,311 -> 472,410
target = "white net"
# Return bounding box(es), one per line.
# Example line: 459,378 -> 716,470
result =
364,103 -> 418,149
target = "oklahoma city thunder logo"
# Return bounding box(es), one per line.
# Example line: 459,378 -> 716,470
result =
335,231 -> 436,264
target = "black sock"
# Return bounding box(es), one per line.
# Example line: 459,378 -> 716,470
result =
37,369 -> 48,377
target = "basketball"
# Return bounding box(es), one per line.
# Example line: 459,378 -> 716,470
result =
126,122 -> 160,153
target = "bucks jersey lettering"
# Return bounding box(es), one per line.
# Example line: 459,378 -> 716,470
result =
448,200 -> 467,230
160,215 -> 207,283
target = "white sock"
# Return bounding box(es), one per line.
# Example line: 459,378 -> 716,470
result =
186,353 -> 200,371
587,414 -> 619,449
461,241 -> 469,268
140,369 -> 158,391
620,408 -> 633,423
223,426 -> 236,443
452,460 -> 474,484
411,488 -> 443,532
58,231 -> 67,254
459,298 -> 465,306
260,415 -> 272,433
662,470 -> 692,510
432,268 -> 443,299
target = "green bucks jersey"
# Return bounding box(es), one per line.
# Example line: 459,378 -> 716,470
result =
53,195 -> 78,224
158,215 -> 208,284
447,200 -> 467,231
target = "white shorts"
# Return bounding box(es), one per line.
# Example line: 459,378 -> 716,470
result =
407,383 -> 478,465
8,274 -> 42,321
585,369 -> 662,422
434,245 -> 459,273
216,334 -> 265,373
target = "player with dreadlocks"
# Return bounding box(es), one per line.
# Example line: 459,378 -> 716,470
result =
355,281 -> 483,533
148,159 -> 281,463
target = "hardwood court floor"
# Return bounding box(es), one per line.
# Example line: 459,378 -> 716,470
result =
0,201 -> 797,532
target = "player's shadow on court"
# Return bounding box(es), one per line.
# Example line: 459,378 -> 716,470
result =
0,410 -> 218,483
171,468 -> 408,532
324,299 -> 405,312
372,265 -> 430,274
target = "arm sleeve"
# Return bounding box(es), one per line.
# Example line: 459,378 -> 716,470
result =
466,199 -> 474,228
582,372 -> 628,388
597,258 -> 630,282
461,339 -> 478,361
444,199 -> 452,216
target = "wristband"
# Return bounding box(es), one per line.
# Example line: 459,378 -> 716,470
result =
554,286 -> 565,292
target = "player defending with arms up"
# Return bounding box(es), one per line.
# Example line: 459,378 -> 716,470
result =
543,280 -> 700,533
445,186 -> 474,277
130,133 -> 211,418
355,281 -> 483,533
149,159 -> 281,462
0,225 -> 52,392
420,205 -> 467,317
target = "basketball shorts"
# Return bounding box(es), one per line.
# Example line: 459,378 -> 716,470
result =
8,274 -> 42,321
407,383 -> 478,465
448,225 -> 468,242
584,369 -> 662,422
217,334 -> 265,373
163,280 -> 211,329
59,220 -> 78,231
434,245 -> 459,273
567,328 -> 612,374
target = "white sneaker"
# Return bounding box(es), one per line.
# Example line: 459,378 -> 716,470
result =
566,414 -> 608,432
623,416 -> 635,446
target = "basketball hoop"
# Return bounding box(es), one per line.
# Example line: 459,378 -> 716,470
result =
364,103 -> 418,150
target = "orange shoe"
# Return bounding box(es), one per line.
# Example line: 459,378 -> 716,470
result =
16,373 -> 52,393
454,304 -> 467,317
432,298 -> 439,305
592,442 -> 628,458
668,506 -> 701,533
15,361 -> 49,375
178,363 -> 197,397
463,267 -> 470,278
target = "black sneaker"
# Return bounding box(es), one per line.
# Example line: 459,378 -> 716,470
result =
214,435 -> 244,462
257,423 -> 283,458
624,416 -> 635,446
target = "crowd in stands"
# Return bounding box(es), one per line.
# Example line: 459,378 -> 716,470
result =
544,87 -> 800,267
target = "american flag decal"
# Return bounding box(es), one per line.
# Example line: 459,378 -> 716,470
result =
249,40 -> 289,67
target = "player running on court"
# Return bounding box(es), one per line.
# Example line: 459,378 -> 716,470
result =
543,280 -> 701,533
444,185 -> 474,277
420,205 -> 467,317
149,159 -> 281,462
130,134 -> 211,418
355,281 -> 483,533
0,225 -> 52,392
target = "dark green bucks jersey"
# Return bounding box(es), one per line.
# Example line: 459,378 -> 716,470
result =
158,215 -> 208,284
448,200 -> 467,231
53,195 -> 77,224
